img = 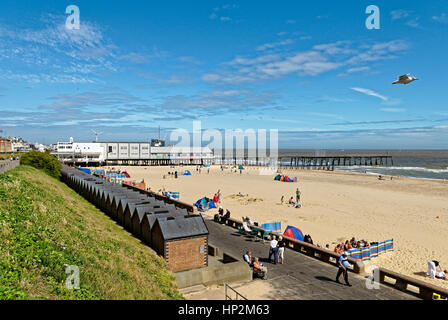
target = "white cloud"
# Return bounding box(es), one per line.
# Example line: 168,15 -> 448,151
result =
432,13 -> 448,24
0,15 -> 116,83
351,87 -> 389,101
390,10 -> 410,20
256,39 -> 294,51
381,108 -> 406,113
346,66 -> 370,73
203,40 -> 408,84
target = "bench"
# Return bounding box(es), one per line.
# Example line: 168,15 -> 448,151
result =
379,267 -> 448,300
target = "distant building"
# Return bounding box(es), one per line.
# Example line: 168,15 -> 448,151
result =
31,143 -> 50,153
52,137 -> 214,166
9,137 -> 31,153
53,138 -> 106,164
0,138 -> 12,153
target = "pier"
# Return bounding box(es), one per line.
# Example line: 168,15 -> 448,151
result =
215,153 -> 394,171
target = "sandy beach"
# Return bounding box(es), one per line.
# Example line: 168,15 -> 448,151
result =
99,165 -> 448,290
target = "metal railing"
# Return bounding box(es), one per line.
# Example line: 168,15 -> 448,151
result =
225,283 -> 247,301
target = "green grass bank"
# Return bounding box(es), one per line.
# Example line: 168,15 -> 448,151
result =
0,165 -> 183,300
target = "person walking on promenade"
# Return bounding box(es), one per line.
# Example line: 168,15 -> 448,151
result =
336,252 -> 352,286
278,236 -> 286,264
217,189 -> 222,204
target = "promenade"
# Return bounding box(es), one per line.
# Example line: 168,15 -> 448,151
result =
204,217 -> 419,300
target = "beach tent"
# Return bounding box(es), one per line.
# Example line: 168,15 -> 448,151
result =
238,165 -> 245,170
283,226 -> 304,241
123,171 -> 131,178
203,164 -> 210,168
274,175 -> 294,182
193,197 -> 216,211
262,222 -> 281,233
184,170 -> 192,176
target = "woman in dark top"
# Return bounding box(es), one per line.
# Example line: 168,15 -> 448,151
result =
277,236 -> 286,264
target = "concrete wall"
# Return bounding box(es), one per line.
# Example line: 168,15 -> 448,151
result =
175,244 -> 252,289
0,160 -> 20,174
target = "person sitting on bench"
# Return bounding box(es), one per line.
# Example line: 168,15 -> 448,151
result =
242,218 -> 252,233
243,251 -> 253,266
253,257 -> 267,280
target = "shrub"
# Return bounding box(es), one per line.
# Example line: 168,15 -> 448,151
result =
20,151 -> 62,178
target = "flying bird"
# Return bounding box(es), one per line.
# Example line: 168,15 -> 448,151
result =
392,73 -> 419,85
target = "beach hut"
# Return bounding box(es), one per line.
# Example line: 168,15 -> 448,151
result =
109,191 -> 135,219
123,201 -> 164,232
117,197 -> 151,226
105,190 -> 133,216
140,211 -> 186,245
131,207 -> 173,239
151,215 -> 209,272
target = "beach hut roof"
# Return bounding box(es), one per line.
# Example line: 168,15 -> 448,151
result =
155,215 -> 209,241
144,212 -> 184,230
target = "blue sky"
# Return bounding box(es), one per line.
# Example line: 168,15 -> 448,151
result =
0,0 -> 448,149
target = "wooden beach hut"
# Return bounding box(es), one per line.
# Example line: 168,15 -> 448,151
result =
123,201 -> 164,232
151,215 -> 209,272
140,210 -> 187,246
130,207 -> 175,239
117,197 -> 150,226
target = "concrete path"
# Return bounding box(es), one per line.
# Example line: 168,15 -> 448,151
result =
205,218 -> 419,300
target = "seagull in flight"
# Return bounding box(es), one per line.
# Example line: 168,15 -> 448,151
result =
392,73 -> 419,85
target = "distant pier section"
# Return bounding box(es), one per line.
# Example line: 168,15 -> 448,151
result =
215,153 -> 394,170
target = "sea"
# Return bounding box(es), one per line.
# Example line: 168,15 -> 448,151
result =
277,150 -> 448,181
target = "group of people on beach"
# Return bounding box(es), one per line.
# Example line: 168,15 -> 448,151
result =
333,237 -> 371,254
195,165 -> 211,174
427,260 -> 447,281
212,190 -> 222,204
280,188 -> 302,208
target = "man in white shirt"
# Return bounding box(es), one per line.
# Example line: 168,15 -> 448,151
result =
427,260 -> 438,279
268,236 -> 278,264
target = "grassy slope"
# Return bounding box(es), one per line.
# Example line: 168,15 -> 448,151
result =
0,165 -> 183,300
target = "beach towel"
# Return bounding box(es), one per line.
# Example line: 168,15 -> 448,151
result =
262,222 -> 281,233
166,192 -> 180,200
